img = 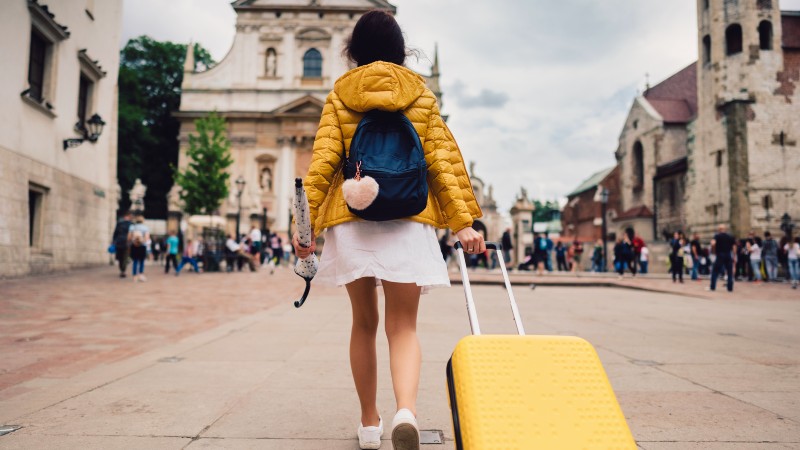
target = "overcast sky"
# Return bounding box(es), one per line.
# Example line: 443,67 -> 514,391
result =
121,0 -> 800,214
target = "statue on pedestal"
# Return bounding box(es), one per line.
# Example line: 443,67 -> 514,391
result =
129,179 -> 147,214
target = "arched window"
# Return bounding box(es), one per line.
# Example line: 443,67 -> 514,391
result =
725,24 -> 743,55
303,48 -> 322,78
759,21 -> 773,50
633,141 -> 644,190
703,35 -> 712,65
757,0 -> 772,10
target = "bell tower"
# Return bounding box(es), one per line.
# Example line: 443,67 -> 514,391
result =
691,0 -> 785,237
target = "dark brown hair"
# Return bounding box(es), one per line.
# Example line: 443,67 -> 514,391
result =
344,10 -> 406,66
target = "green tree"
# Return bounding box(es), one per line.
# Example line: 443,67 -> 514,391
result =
531,200 -> 560,225
117,36 -> 215,218
173,112 -> 233,217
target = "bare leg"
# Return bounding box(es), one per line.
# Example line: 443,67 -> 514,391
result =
345,277 -> 380,427
382,280 -> 422,416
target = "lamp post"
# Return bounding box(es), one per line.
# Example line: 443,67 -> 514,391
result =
235,176 -> 246,239
63,113 -> 106,150
600,188 -> 609,272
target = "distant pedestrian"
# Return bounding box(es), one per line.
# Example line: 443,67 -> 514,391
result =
762,231 -> 779,282
176,238 -> 200,275
533,233 -> 547,275
250,226 -> 262,263
544,233 -> 554,272
747,237 -> 763,283
111,211 -> 133,278
614,237 -> 633,278
689,233 -> 702,280
151,237 -> 162,265
709,224 -> 737,292
628,228 -> 644,274
270,233 -> 283,267
128,216 -> 150,282
591,239 -> 603,272
164,231 -> 180,274
670,232 -> 685,283
571,238 -> 584,272
639,244 -> 649,274
785,237 -> 799,289
501,228 -> 513,268
555,241 -> 569,271
735,233 -> 753,281
225,234 -> 239,272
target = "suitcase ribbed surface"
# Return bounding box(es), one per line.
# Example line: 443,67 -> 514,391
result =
450,335 -> 636,449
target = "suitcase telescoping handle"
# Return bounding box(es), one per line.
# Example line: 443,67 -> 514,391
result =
454,241 -> 525,336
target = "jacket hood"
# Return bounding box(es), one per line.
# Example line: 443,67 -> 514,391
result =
333,61 -> 427,113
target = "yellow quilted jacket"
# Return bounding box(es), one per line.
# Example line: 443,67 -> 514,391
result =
304,61 -> 482,235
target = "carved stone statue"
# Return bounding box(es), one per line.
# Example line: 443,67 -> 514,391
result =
266,48 -> 277,77
260,167 -> 273,192
129,178 -> 147,214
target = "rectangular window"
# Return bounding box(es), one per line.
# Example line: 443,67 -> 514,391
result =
78,74 -> 91,126
28,186 -> 46,248
28,29 -> 48,101
715,150 -> 723,167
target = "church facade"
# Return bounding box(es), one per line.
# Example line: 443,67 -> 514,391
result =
173,0 -> 450,239
613,0 -> 799,241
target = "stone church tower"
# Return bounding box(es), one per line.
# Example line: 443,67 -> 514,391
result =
687,0 -> 800,238
174,0 -> 445,238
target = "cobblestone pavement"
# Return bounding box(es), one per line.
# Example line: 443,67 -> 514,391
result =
0,263 -> 332,400
0,265 -> 798,449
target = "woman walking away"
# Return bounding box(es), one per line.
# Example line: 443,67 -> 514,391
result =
128,215 -> 150,282
785,237 -> 800,289
292,11 -> 483,450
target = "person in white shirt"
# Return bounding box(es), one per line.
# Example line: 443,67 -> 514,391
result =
747,238 -> 763,283
785,237 -> 799,289
250,226 -> 263,262
639,245 -> 650,274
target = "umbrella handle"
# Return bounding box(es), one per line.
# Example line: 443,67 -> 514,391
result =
293,278 -> 312,308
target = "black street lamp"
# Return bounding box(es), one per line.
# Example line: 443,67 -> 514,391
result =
63,113 -> 106,150
235,176 -> 246,239
600,188 -> 609,272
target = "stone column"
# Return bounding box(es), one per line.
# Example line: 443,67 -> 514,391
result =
724,101 -> 752,238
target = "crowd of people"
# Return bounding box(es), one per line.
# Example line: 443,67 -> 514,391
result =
110,211 -> 295,281
436,222 -> 800,291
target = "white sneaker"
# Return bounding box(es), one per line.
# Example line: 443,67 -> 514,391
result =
391,409 -> 419,450
139,274 -> 147,282
357,416 -> 383,449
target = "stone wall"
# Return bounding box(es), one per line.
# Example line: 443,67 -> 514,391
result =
0,146 -> 114,278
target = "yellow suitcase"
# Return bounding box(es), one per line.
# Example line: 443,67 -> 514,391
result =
447,242 -> 636,449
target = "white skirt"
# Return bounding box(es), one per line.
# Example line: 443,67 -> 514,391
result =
314,219 -> 450,294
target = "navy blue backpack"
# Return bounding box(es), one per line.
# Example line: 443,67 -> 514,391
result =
343,110 -> 428,221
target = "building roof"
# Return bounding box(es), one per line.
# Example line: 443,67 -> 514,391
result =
567,166 -> 615,198
783,11 -> 800,49
642,62 -> 697,124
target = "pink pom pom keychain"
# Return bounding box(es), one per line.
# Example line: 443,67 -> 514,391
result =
342,161 -> 379,211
